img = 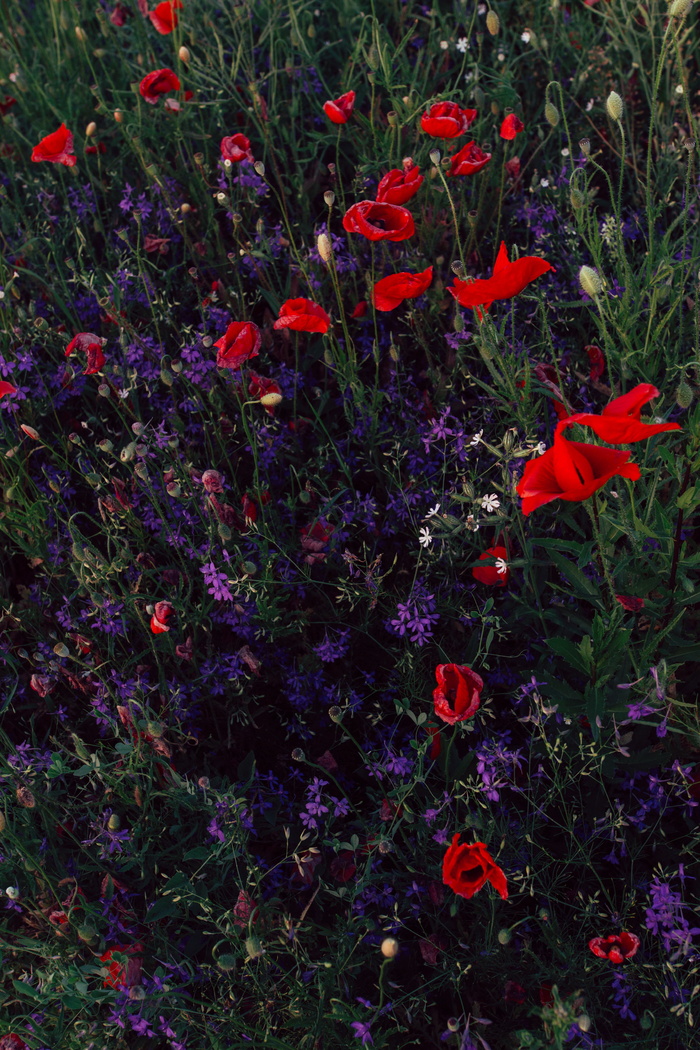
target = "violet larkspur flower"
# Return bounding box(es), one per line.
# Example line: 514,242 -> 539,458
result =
200,561 -> 235,601
351,1021 -> 373,1046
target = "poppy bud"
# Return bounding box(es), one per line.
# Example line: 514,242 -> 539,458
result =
20,425 -> 40,441
0,811 -> 5,832
324,190 -> 335,206
497,928 -> 512,944
78,923 -> 98,945
113,110 -> 123,123
544,102 -> 559,127
606,91 -> 623,122
253,161 -> 265,177
380,937 -> 399,958
180,202 -> 192,214
570,187 -> 585,209
260,391 -> 282,408
85,121 -> 97,137
474,85 -> 485,108
669,0 -> 693,16
429,148 -> 441,165
245,936 -> 264,959
108,813 -> 120,831
6,885 -> 20,899
577,1015 -> 591,1033
486,10 -> 500,35
317,232 -> 332,263
75,26 -> 87,42
367,43 -> 380,70
217,952 -> 237,971
676,380 -> 694,408
178,46 -> 191,63
579,265 -> 603,297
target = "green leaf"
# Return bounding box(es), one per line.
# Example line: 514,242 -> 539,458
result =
183,846 -> 211,861
145,898 -> 179,922
547,637 -> 590,676
546,548 -> 603,603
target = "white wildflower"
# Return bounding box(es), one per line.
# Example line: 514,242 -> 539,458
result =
495,557 -> 508,575
418,527 -> 433,548
480,493 -> 500,513
424,503 -> 441,520
456,37 -> 469,53
469,430 -> 483,447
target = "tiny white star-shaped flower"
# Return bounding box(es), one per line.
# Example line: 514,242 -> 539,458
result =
469,430 -> 483,447
480,493 -> 500,513
424,503 -> 441,520
521,31 -> 531,43
495,557 -> 508,575
418,527 -> 433,548
456,37 -> 469,52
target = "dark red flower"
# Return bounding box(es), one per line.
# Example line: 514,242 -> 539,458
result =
351,301 -> 368,318
539,982 -> 555,1006
421,101 -> 477,138
517,433 -> 641,516
442,837 -> 508,900
0,96 -> 17,117
450,241 -> 554,316
557,383 -> 682,444
148,0 -> 182,33
588,932 -> 640,963
100,943 -> 144,988
150,601 -> 175,634
500,114 -> 524,140
373,266 -> 433,311
504,981 -> 527,1005
0,381 -> 17,399
323,89 -> 355,125
329,850 -> 357,882
139,68 -> 181,105
232,889 -> 259,928
85,141 -> 107,155
248,372 -> 282,414
342,200 -> 415,242
109,4 -> 129,25
447,141 -> 492,177
65,332 -> 107,375
31,123 -> 76,166
214,321 -> 261,369
376,163 -> 423,205
426,723 -> 442,760
433,664 -> 483,725
586,344 -> 605,382
242,492 -> 257,525
505,155 -> 521,180
615,595 -> 645,612
220,133 -> 253,163
273,298 -> 331,333
472,546 -> 510,587
0,1036 -> 29,1050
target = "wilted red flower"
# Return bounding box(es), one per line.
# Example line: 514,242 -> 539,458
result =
588,932 -> 640,963
65,332 -> 107,374
0,95 -> 17,117
139,68 -> 181,104
143,234 -> 170,254
517,432 -> 641,516
421,101 -> 477,138
447,141 -> 492,176
586,344 -> 605,382
472,545 -> 510,587
433,663 -> 483,725
248,372 -> 282,414
242,492 -> 257,525
150,601 -> 175,634
31,123 -> 76,166
148,0 -> 182,33
505,155 -> 521,180
351,301 -> 368,319
0,380 -> 17,399
323,89 -> 355,124
329,850 -> 357,882
419,935 -> 444,964
220,133 -> 253,163
615,595 -> 645,612
373,266 -> 433,311
504,981 -> 527,1005
557,383 -> 682,444
274,297 -> 331,333
300,520 -> 333,564
214,321 -> 261,369
442,836 -> 508,900
342,200 -> 415,242
100,943 -> 144,988
450,241 -> 554,317
30,673 -> 54,697
500,113 -> 524,140
232,889 -> 259,928
376,164 -> 423,205
0,1036 -> 29,1050
109,3 -> 129,25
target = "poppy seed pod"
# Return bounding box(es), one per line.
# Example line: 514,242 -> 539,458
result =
579,265 -> 602,297
606,91 -> 624,122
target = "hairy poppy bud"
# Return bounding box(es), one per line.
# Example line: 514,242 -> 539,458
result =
676,380 -> 694,408
113,110 -> 123,123
669,0 -> 693,17
486,10 -> 500,35
245,936 -> 264,959
85,121 -> 97,137
178,46 -> 191,63
606,91 -> 623,122
217,952 -> 237,971
108,813 -> 121,831
577,1015 -> 591,1033
75,26 -> 88,42
381,937 -> 399,958
579,265 -> 603,297
260,391 -> 282,408
544,102 -> 559,127
497,928 -> 512,944
570,187 -> 585,209
317,232 -> 332,263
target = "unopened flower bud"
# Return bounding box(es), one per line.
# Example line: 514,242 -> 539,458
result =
579,265 -> 603,297
429,148 -> 441,166
85,121 -> 97,137
260,391 -> 283,408
544,102 -> 559,127
380,937 -> 399,958
178,45 -> 191,63
317,232 -> 332,263
486,10 -> 500,35
113,110 -> 123,123
367,43 -> 380,70
245,936 -> 264,959
180,202 -> 191,214
20,425 -> 40,441
324,190 -> 335,206
0,811 -> 5,833
107,813 -> 121,832
217,952 -> 237,971
669,0 -> 693,17
253,161 -> 265,177
676,380 -> 694,408
577,1015 -> 591,1033
570,187 -> 585,209
497,928 -> 512,944
5,885 -> 20,900
75,26 -> 87,42
606,91 -> 624,122
78,923 -> 98,945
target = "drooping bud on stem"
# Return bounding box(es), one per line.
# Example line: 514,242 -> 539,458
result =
606,91 -> 624,122
486,10 -> 500,35
579,265 -> 603,298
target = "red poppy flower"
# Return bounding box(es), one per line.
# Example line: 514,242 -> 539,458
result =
150,601 -> 175,634
0,380 -> 17,399
472,545 -> 510,587
31,123 -> 76,167
433,663 -> 483,725
85,141 -> 107,155
214,321 -> 261,369
615,595 -> 645,612
421,101 -> 477,138
342,200 -> 415,242
376,164 -> 423,205
449,241 -> 553,317
221,133 -> 253,163
586,344 -> 605,382
232,889 -> 259,928
273,298 -> 331,334
442,836 -> 508,900
110,3 -> 129,25
139,68 -> 181,104
65,332 -> 107,374
100,943 -> 144,988
373,266 -> 433,311
500,114 -> 524,140
516,432 -> 641,516
588,932 -> 640,963
447,141 -> 492,177
351,301 -> 368,319
248,372 -> 281,414
148,0 -> 182,33
323,90 -> 355,125
0,1036 -> 29,1050
557,383 -> 682,444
